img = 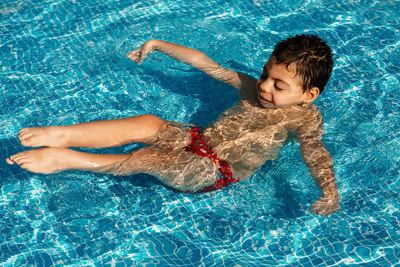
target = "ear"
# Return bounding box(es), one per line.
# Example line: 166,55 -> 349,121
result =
304,87 -> 320,103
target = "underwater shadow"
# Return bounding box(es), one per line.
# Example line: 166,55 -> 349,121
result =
121,58 -> 254,126
263,161 -> 305,218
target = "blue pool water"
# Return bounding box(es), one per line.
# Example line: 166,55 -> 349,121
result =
1,0 -> 399,265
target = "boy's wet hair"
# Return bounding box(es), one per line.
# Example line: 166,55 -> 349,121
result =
272,34 -> 333,93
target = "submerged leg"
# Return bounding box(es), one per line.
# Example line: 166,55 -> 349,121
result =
113,148 -> 220,192
6,147 -> 220,192
6,148 -> 130,174
18,114 -> 165,148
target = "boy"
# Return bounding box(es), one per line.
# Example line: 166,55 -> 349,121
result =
6,34 -> 340,215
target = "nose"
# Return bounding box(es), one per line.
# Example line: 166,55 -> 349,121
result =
258,80 -> 272,93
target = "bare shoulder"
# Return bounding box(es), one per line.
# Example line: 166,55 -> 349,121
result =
282,104 -> 323,131
235,72 -> 258,103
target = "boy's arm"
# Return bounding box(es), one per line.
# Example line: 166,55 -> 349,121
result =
297,112 -> 340,216
127,40 -> 257,96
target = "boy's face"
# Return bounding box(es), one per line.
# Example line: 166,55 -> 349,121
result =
256,59 -> 319,108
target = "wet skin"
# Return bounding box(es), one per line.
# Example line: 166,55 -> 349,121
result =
6,41 -> 340,215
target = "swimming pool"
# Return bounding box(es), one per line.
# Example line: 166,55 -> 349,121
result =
1,0 -> 399,265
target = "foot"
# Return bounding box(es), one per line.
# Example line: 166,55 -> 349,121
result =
6,148 -> 73,174
18,127 -> 67,147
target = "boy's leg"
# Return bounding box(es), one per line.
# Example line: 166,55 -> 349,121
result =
6,148 -> 131,174
6,147 -> 220,192
113,148 -> 220,192
18,114 -> 165,148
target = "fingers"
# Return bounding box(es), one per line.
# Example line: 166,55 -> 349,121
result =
310,205 -> 339,216
310,198 -> 340,216
127,43 -> 146,58
127,42 -> 156,64
127,49 -> 148,64
127,50 -> 142,63
311,206 -> 332,216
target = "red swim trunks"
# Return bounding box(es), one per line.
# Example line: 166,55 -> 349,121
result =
184,126 -> 240,192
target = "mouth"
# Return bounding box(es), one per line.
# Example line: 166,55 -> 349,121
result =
259,95 -> 270,103
258,93 -> 274,107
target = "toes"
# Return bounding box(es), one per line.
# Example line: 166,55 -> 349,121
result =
20,137 -> 34,146
6,155 -> 21,165
8,152 -> 30,165
5,149 -> 57,174
19,128 -> 33,139
6,151 -> 42,173
19,129 -> 34,145
19,162 -> 34,172
8,155 -> 21,164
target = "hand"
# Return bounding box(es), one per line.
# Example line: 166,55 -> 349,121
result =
127,40 -> 157,64
310,193 -> 340,216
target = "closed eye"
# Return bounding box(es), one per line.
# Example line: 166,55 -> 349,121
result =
274,83 -> 283,91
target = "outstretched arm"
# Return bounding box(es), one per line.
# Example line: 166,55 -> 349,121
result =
297,112 -> 340,216
127,40 -> 256,96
